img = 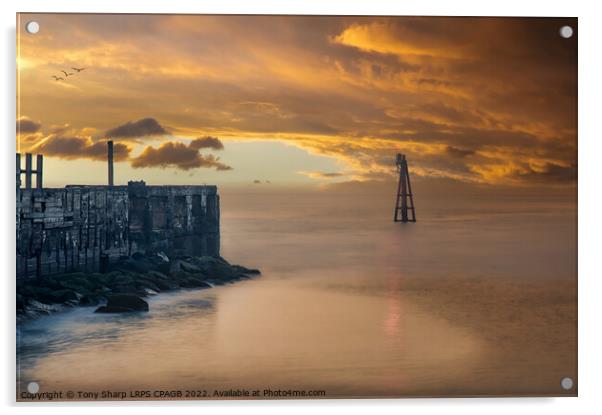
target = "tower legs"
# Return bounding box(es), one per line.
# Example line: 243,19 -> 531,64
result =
394,154 -> 416,223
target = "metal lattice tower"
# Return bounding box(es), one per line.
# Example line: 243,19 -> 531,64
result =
394,153 -> 416,223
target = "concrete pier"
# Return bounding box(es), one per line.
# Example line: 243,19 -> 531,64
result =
16,180 -> 220,279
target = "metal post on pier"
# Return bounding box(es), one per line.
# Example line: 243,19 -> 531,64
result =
16,152 -> 44,190
108,140 -> 114,187
36,154 -> 43,189
25,153 -> 32,189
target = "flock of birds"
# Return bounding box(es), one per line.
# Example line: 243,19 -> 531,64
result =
51,67 -> 86,81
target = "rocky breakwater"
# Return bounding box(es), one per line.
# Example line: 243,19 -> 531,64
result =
16,253 -> 260,320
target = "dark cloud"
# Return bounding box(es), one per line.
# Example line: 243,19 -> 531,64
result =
17,117 -> 41,134
131,141 -> 232,171
189,136 -> 224,150
33,136 -> 130,161
105,118 -> 167,139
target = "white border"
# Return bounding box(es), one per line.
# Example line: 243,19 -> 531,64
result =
2,1 -> 601,414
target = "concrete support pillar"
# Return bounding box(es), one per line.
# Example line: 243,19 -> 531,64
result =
25,153 -> 32,189
16,153 -> 21,189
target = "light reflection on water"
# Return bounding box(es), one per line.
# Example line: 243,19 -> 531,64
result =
17,189 -> 577,398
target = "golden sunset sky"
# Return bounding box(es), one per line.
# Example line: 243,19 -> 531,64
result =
16,14 -> 577,188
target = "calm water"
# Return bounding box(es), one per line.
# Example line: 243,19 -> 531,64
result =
17,187 -> 577,399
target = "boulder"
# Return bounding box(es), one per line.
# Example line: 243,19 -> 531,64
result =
24,300 -> 62,315
179,260 -> 201,273
178,277 -> 212,289
148,269 -> 168,279
79,294 -> 102,306
149,278 -> 179,291
52,289 -> 79,303
17,252 -> 260,320
156,252 -> 169,263
232,265 -> 261,275
111,284 -> 140,294
135,277 -> 161,292
26,287 -> 50,304
94,294 -> 149,313
131,252 -> 146,261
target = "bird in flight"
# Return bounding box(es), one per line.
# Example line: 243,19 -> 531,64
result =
71,67 -> 86,72
51,75 -> 64,81
61,70 -> 74,77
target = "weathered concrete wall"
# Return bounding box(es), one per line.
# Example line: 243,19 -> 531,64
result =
126,181 -> 220,259
16,181 -> 219,279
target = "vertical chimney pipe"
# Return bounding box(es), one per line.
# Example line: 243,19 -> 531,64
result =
108,140 -> 114,186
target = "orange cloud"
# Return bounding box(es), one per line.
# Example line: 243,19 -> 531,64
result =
333,21 -> 466,60
16,14 -> 577,187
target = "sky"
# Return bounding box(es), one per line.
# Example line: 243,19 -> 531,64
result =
16,14 -> 577,189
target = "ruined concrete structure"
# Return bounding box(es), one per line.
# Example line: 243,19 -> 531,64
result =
16,149 -> 220,279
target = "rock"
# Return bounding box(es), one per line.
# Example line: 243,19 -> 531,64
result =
110,273 -> 137,289
149,278 -> 179,291
52,289 -> 79,303
217,256 -> 231,265
28,286 -> 56,304
179,260 -> 201,273
131,252 -> 146,261
17,253 -> 259,320
232,265 -> 261,275
148,270 -> 169,280
57,283 -> 92,296
24,300 -> 62,315
94,294 -> 149,313
112,284 -> 140,294
156,252 -> 169,263
136,279 -> 161,293
79,294 -> 102,306
178,277 -> 212,289
169,260 -> 181,274
156,262 -> 171,275
193,256 -> 225,268
59,273 -> 99,290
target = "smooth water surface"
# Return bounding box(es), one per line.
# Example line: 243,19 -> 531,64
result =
17,188 -> 577,398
